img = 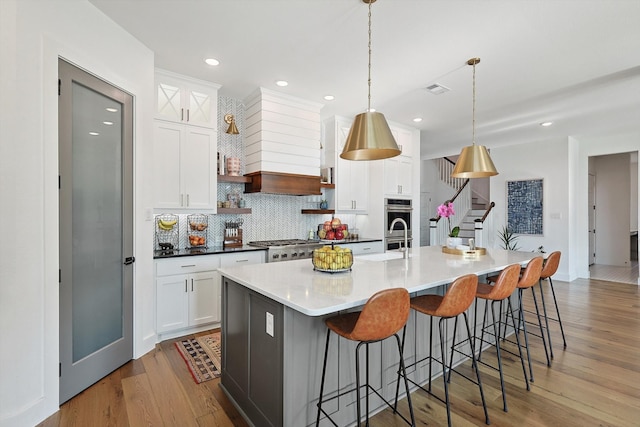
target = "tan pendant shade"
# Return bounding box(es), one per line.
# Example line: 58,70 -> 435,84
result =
340,111 -> 401,160
340,0 -> 400,161
451,144 -> 498,178
451,57 -> 498,178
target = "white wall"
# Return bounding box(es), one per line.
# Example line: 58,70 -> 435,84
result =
593,153 -> 631,265
571,132 -> 640,282
489,138 -> 571,280
0,1 -> 155,425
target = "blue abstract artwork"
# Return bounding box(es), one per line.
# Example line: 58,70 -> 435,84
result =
507,179 -> 543,235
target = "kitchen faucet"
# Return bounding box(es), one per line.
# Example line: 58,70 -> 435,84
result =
389,218 -> 409,259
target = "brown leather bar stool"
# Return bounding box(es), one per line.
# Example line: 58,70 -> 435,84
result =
537,251 -> 566,356
503,256 -> 549,382
474,263 -> 530,412
315,288 -> 415,427
396,274 -> 489,427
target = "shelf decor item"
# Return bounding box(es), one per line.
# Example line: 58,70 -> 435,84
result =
226,157 -> 241,176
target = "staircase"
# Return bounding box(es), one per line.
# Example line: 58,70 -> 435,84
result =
456,197 -> 488,243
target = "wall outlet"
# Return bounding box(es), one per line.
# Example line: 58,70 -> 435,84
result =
266,312 -> 274,337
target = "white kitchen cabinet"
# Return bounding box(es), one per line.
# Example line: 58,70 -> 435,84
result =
155,69 -> 220,129
341,240 -> 383,256
155,251 -> 265,338
325,116 -> 369,214
155,256 -> 221,336
383,155 -> 413,197
219,250 -> 266,267
384,127 -> 414,197
153,120 -> 217,210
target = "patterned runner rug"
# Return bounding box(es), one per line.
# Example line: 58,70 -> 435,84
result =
175,332 -> 222,384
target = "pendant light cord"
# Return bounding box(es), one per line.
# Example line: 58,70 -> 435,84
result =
472,60 -> 476,145
367,1 -> 372,112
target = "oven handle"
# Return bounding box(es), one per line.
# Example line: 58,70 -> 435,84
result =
385,206 -> 413,211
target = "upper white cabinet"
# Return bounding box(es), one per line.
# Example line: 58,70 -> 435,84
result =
384,126 -> 415,197
324,116 -> 369,214
155,69 -> 221,129
153,120 -> 217,210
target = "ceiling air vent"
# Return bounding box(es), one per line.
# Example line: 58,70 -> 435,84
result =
425,83 -> 451,95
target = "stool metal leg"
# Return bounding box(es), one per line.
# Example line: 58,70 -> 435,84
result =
548,277 -> 567,347
438,317 -> 452,427
517,289 -> 534,382
463,312 -> 490,425
394,333 -> 416,426
538,279 -> 555,358
316,329 -> 332,427
530,286 -> 551,366
505,299 -> 530,392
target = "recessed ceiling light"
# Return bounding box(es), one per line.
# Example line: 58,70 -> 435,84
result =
324,95 -> 335,101
540,121 -> 553,127
413,117 -> 423,123
105,108 -> 118,113
205,58 -> 220,66
89,131 -> 99,136
276,80 -> 288,87
103,121 -> 114,125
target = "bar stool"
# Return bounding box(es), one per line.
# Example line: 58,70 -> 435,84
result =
315,288 -> 415,427
396,274 -> 489,427
474,263 -> 529,412
502,256 -> 549,382
538,251 -> 566,357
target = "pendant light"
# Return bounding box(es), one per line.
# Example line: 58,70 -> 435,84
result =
340,0 -> 400,161
451,58 -> 498,178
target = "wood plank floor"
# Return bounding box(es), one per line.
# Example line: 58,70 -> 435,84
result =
39,277 -> 640,426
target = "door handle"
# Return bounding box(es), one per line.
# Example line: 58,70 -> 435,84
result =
123,256 -> 135,265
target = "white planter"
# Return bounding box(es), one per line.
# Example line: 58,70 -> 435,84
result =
446,237 -> 463,249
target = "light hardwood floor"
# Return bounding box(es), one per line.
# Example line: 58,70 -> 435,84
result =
39,277 -> 640,427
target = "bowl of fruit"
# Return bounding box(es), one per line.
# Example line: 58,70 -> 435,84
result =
317,217 -> 349,242
312,245 -> 353,273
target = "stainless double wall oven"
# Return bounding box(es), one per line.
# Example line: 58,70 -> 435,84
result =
385,198 -> 412,250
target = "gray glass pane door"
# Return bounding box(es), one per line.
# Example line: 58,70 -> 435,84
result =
58,59 -> 133,403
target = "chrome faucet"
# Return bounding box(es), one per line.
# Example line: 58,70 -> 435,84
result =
389,218 -> 409,259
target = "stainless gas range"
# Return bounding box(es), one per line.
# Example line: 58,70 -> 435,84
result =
248,239 -> 323,263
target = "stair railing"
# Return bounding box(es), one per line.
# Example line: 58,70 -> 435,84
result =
430,179 -> 471,246
473,201 -> 495,248
437,157 -> 466,190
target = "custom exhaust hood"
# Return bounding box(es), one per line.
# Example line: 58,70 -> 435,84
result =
244,171 -> 322,196
242,88 -> 323,196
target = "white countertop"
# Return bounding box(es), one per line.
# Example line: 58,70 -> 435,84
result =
218,246 -> 539,317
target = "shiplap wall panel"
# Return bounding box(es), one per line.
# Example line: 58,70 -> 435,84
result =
243,87 -> 323,175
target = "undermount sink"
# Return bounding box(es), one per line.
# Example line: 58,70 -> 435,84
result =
357,251 -> 411,262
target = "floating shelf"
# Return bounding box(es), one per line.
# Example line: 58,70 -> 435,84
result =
217,174 -> 251,183
320,183 -> 335,189
301,209 -> 335,215
218,208 -> 251,214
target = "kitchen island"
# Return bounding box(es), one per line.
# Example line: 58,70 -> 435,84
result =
218,246 -> 538,427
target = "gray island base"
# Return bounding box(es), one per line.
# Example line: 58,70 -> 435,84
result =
219,246 -> 538,426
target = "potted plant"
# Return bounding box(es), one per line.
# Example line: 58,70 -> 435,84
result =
498,225 -> 520,250
438,202 -> 461,248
